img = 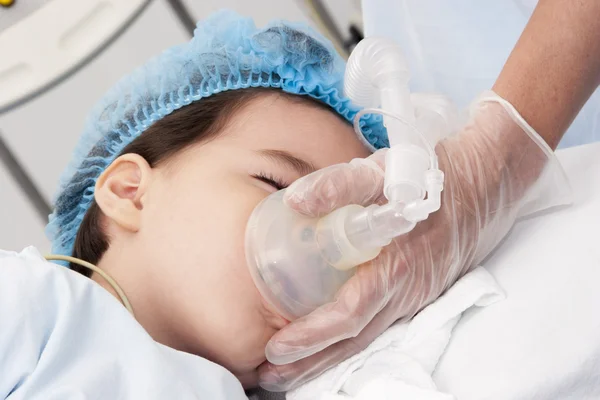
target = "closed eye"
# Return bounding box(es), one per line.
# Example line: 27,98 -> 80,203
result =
252,173 -> 289,190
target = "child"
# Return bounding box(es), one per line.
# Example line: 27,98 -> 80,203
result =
43,10 -> 384,390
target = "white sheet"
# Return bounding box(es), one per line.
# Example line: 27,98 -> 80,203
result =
288,269 -> 504,400
433,142 -> 600,399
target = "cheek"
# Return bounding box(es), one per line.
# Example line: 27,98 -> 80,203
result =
142,175 -> 275,367
146,179 -> 262,287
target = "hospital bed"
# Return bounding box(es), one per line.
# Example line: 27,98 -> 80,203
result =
251,141 -> 600,399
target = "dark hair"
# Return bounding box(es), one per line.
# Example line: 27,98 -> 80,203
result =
70,88 -> 333,275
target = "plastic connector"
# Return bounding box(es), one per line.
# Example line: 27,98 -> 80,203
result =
403,169 -> 444,223
384,144 -> 430,203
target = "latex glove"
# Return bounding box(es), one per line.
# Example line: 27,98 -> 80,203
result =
258,91 -> 571,391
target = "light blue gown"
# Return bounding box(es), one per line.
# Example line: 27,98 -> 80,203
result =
0,247 -> 247,399
362,0 -> 600,148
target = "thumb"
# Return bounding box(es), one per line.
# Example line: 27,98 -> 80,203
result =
259,302 -> 397,392
283,149 -> 387,217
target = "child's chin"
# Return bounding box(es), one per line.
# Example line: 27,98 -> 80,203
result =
237,369 -> 259,389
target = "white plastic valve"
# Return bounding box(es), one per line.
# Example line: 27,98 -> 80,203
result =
384,144 -> 430,202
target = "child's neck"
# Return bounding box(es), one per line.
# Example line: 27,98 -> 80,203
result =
93,249 -> 188,352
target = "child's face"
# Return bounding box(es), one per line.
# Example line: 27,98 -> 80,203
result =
97,93 -> 370,387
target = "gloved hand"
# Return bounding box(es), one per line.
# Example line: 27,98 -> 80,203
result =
258,91 -> 571,391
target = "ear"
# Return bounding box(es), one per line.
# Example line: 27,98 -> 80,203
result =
94,154 -> 152,232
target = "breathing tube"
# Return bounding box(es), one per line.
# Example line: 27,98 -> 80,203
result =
246,37 -> 456,321
45,254 -> 135,316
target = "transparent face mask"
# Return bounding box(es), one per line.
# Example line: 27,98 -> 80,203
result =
246,191 -> 358,321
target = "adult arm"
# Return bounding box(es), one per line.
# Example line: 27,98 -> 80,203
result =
493,0 -> 600,150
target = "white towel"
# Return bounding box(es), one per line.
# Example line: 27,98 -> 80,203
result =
288,268 -> 504,400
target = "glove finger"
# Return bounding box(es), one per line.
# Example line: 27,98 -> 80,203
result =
264,257 -> 388,366
283,149 -> 387,217
258,302 -> 398,392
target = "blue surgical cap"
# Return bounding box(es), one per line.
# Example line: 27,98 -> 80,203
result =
46,9 -> 388,258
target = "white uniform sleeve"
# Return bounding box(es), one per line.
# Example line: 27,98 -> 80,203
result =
0,247 -> 247,400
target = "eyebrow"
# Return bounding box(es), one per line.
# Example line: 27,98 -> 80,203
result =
256,149 -> 317,176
